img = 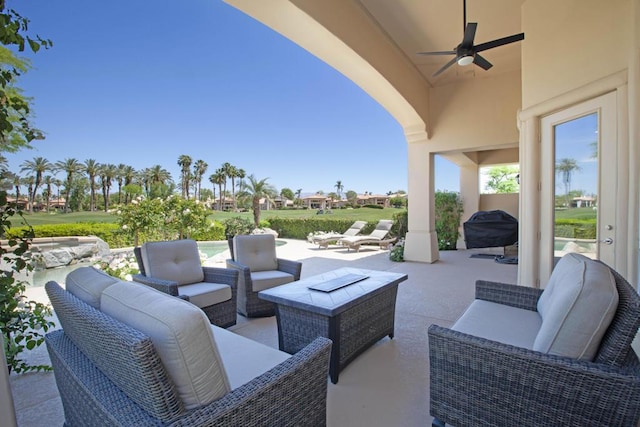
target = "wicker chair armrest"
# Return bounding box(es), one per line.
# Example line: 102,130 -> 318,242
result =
277,258 -> 302,280
428,324 -> 640,426
202,267 -> 238,289
475,279 -> 543,311
174,337 -> 332,426
131,274 -> 180,297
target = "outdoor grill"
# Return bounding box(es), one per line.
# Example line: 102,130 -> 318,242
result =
463,210 -> 518,249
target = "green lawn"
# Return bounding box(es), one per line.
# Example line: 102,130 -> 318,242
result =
554,207 -> 597,221
20,207 -> 405,226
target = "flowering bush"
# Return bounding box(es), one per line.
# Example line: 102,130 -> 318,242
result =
94,253 -> 139,281
117,195 -> 215,245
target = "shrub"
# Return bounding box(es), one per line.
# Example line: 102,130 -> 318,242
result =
1,192 -> 55,373
223,216 -> 254,238
435,191 -> 463,250
554,219 -> 596,239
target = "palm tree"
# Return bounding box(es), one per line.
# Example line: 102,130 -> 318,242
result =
120,165 -> 137,204
334,180 -> 343,200
11,172 -> 22,205
42,175 -> 54,212
227,164 -> 239,211
98,163 -> 117,212
22,175 -> 34,210
115,163 -> 128,205
54,158 -> 82,213
193,159 -> 208,200
221,162 -> 232,207
20,156 -> 53,213
295,188 -> 302,207
239,175 -> 277,227
177,155 -> 192,198
83,159 -> 100,211
209,169 -> 226,210
556,158 -> 581,207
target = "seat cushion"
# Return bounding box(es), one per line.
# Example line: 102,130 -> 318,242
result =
534,252 -> 618,360
233,234 -> 278,272
251,270 -> 295,292
101,281 -> 231,410
210,325 -> 290,389
65,266 -> 120,309
178,282 -> 232,308
452,299 -> 542,349
141,239 -> 204,285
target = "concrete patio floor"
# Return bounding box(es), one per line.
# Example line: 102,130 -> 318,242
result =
9,239 -> 517,426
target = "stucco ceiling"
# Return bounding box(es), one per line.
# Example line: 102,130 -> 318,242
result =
358,0 -> 526,86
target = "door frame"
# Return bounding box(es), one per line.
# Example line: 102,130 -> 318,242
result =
517,71 -> 632,288
540,92 -> 617,284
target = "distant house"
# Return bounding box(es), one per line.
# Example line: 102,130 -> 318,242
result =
302,194 -> 329,210
572,196 -> 596,208
356,192 -> 391,208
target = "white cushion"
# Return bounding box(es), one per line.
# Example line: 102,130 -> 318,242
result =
65,267 -> 120,309
100,281 -> 231,409
141,240 -> 204,285
452,299 -> 542,349
250,270 -> 295,292
534,253 -> 618,360
210,325 -> 290,389
233,234 -> 278,272
178,282 -> 232,308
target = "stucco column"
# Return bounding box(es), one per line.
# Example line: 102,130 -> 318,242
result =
404,130 -> 439,263
458,163 -> 480,249
517,115 -> 540,287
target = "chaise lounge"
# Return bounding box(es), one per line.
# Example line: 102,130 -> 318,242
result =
310,220 -> 367,248
338,219 -> 396,252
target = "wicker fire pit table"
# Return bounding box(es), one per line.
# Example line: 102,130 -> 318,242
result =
258,267 -> 408,384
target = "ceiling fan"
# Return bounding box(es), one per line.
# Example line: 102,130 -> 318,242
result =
417,0 -> 524,77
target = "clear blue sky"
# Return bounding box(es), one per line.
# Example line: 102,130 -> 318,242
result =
5,0 -> 460,196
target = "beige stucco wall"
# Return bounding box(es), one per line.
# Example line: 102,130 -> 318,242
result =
521,0 -> 630,109
427,70 -> 521,152
479,194 -> 520,219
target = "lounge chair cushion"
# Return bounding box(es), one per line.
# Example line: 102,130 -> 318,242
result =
101,281 -> 231,410
141,239 -> 204,286
210,325 -> 290,389
452,299 -> 542,349
233,234 -> 278,272
65,266 -> 120,309
250,270 -> 295,292
534,253 -> 618,360
178,281 -> 232,308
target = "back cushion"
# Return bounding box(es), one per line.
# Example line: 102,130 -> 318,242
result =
65,266 -> 120,308
233,234 -> 278,272
534,253 -> 618,360
141,240 -> 204,285
101,281 -> 231,409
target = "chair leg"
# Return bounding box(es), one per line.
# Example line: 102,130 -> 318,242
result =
432,417 -> 446,427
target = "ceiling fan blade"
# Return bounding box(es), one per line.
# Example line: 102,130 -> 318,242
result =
461,22 -> 477,47
432,56 -> 458,77
473,53 -> 493,70
475,33 -> 525,52
417,50 -> 456,56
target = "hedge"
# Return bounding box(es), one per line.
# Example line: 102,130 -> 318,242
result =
554,219 -> 596,239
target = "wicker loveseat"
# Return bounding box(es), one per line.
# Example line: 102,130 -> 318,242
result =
429,253 -> 640,427
45,267 -> 332,426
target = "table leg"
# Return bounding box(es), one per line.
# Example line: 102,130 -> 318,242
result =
328,314 -> 341,384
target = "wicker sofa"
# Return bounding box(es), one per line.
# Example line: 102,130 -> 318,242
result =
45,267 -> 332,426
429,253 -> 640,427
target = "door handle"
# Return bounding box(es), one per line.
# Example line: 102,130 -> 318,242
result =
601,238 -> 613,245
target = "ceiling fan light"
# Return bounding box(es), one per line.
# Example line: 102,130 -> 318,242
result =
457,55 -> 474,66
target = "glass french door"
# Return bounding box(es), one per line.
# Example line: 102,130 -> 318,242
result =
540,92 -> 617,282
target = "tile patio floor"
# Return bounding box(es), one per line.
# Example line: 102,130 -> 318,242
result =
9,239 -> 517,426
